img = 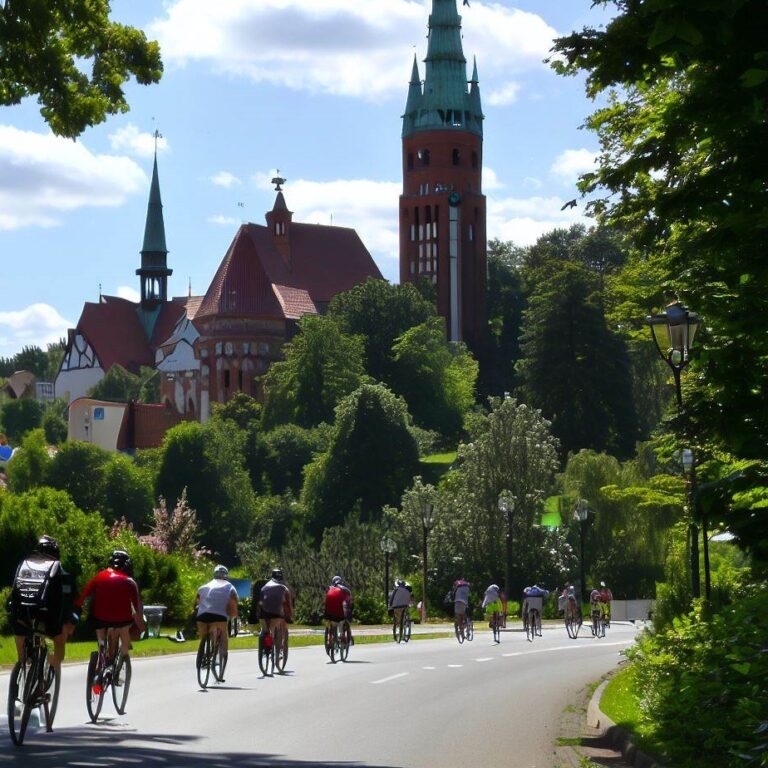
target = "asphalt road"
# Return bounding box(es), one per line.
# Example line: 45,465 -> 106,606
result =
0,622 -> 639,768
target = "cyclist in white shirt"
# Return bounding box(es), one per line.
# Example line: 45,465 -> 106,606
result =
195,565 -> 238,664
452,578 -> 471,632
388,579 -> 413,627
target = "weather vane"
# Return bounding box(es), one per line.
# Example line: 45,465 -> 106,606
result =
271,170 -> 286,192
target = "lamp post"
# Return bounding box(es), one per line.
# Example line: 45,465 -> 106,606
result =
648,300 -> 702,599
681,448 -> 703,599
379,536 -> 397,605
420,500 -> 435,624
573,499 -> 590,602
498,493 -> 515,599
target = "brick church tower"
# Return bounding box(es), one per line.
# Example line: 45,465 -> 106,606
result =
399,0 -> 486,351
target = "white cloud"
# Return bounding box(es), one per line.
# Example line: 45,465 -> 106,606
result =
483,166 -> 504,191
149,0 -> 557,100
487,194 -> 590,246
487,82 -> 521,107
109,124 -> 169,158
0,304 -> 73,358
550,148 -> 597,183
211,171 -> 242,188
0,126 -> 147,231
116,286 -> 141,303
522,176 -> 543,191
208,215 -> 240,226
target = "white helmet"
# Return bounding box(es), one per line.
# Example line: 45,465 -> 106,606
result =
214,564 -> 229,579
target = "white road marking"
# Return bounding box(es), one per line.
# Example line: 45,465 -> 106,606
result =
503,640 -> 627,657
422,666 -> 436,670
447,664 -> 463,668
371,672 -> 409,685
475,657 -> 493,662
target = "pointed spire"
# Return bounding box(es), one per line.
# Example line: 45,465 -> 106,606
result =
141,151 -> 168,256
469,55 -> 483,124
402,55 -> 423,136
402,0 -> 482,137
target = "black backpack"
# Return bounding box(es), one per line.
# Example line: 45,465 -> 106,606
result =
10,557 -> 61,620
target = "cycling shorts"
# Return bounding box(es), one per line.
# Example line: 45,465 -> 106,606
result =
260,610 -> 284,620
454,602 -> 468,616
324,612 -> 346,622
12,616 -> 62,639
197,612 -> 227,624
484,599 -> 503,615
93,618 -> 134,630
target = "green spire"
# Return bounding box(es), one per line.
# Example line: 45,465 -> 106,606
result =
402,0 -> 483,138
402,55 -> 423,135
141,154 -> 168,257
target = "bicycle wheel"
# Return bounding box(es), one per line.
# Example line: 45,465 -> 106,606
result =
112,655 -> 131,714
324,624 -> 336,662
339,622 -> 350,662
492,613 -> 501,643
393,615 -> 401,643
403,615 -> 412,643
465,617 -> 474,641
212,633 -> 227,682
454,619 -> 465,644
7,660 -> 29,746
196,635 -> 211,689
43,662 -> 61,732
86,651 -> 105,723
275,626 -> 288,672
526,611 -> 534,642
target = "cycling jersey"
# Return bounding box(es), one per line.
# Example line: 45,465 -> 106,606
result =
453,581 -> 470,606
324,586 -> 350,620
389,585 -> 412,609
482,586 -> 502,609
76,568 -> 142,625
260,579 -> 291,618
197,578 -> 237,620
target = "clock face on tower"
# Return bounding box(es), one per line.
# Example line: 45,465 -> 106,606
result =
448,191 -> 462,207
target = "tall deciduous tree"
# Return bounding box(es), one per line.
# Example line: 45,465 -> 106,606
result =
262,315 -> 365,429
1,0 -> 162,137
391,317 -> 477,435
329,278 -> 435,386
302,384 -> 420,540
516,261 -> 637,458
0,397 -> 43,443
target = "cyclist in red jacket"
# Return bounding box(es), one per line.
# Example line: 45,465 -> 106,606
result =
75,550 -> 145,661
325,576 -> 353,644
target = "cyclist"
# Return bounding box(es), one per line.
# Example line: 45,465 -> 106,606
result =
195,564 -> 238,674
599,581 -> 613,625
324,576 -> 353,645
559,583 -> 580,624
452,578 -> 471,634
482,583 -> 503,639
75,550 -> 145,664
258,568 -> 293,639
589,587 -> 602,628
522,584 -> 549,630
388,579 -> 413,629
9,535 -> 77,674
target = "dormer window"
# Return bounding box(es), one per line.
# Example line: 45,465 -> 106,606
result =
275,221 -> 286,236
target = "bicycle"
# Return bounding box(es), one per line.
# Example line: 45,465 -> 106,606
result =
525,596 -> 543,642
564,601 -> 582,639
490,611 -> 501,643
7,621 -> 60,746
196,625 -> 227,688
324,619 -> 351,663
86,632 -> 131,722
258,621 -> 289,675
392,608 -> 412,644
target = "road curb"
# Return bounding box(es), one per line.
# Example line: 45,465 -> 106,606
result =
588,678 -> 664,767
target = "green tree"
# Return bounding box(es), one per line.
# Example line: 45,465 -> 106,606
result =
155,420 -> 257,559
11,346 -> 48,378
0,397 -> 44,443
88,364 -> 142,403
210,392 -> 262,431
1,1 -> 162,138
102,453 -> 154,529
42,400 -> 68,444
329,278 -> 435,385
516,260 -> 637,458
261,424 -> 328,496
6,428 -> 51,493
262,315 -> 365,429
46,441 -> 110,514
552,1 -> 768,464
391,317 -> 478,435
45,340 -> 66,382
302,384 -> 420,539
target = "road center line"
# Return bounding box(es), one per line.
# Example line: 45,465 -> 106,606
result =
475,657 -> 493,662
447,664 -> 463,668
422,666 -> 436,670
502,640 -> 627,658
371,672 -> 409,685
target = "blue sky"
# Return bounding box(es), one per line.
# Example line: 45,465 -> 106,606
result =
0,0 -> 613,360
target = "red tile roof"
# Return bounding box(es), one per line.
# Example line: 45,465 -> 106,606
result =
273,284 -> 317,319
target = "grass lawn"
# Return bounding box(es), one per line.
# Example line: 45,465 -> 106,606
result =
0,627 -> 453,669
420,452 -> 457,464
600,663 -> 665,759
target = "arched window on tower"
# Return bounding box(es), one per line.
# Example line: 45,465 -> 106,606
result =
452,149 -> 461,166
418,148 -> 430,166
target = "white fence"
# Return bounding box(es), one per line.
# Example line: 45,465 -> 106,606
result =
611,599 -> 654,621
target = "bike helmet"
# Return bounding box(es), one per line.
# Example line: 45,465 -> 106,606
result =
271,568 -> 284,582
600,581 -> 606,588
214,564 -> 229,579
110,549 -> 133,575
489,584 -> 499,591
395,578 -> 405,587
331,576 -> 343,586
37,535 -> 60,560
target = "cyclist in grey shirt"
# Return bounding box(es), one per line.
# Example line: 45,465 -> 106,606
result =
259,568 -> 293,637
195,565 -> 238,660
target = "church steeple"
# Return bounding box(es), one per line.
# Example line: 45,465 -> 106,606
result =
265,174 -> 293,266
402,0 -> 483,139
136,135 -> 172,312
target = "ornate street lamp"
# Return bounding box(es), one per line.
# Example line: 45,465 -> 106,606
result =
573,499 -> 590,602
379,535 -> 397,605
498,493 -> 515,599
681,448 -> 705,599
420,500 -> 435,624
647,300 -> 701,410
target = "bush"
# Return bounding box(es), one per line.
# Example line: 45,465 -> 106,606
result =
0,586 -> 11,634
629,585 -> 768,767
354,593 -> 388,624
